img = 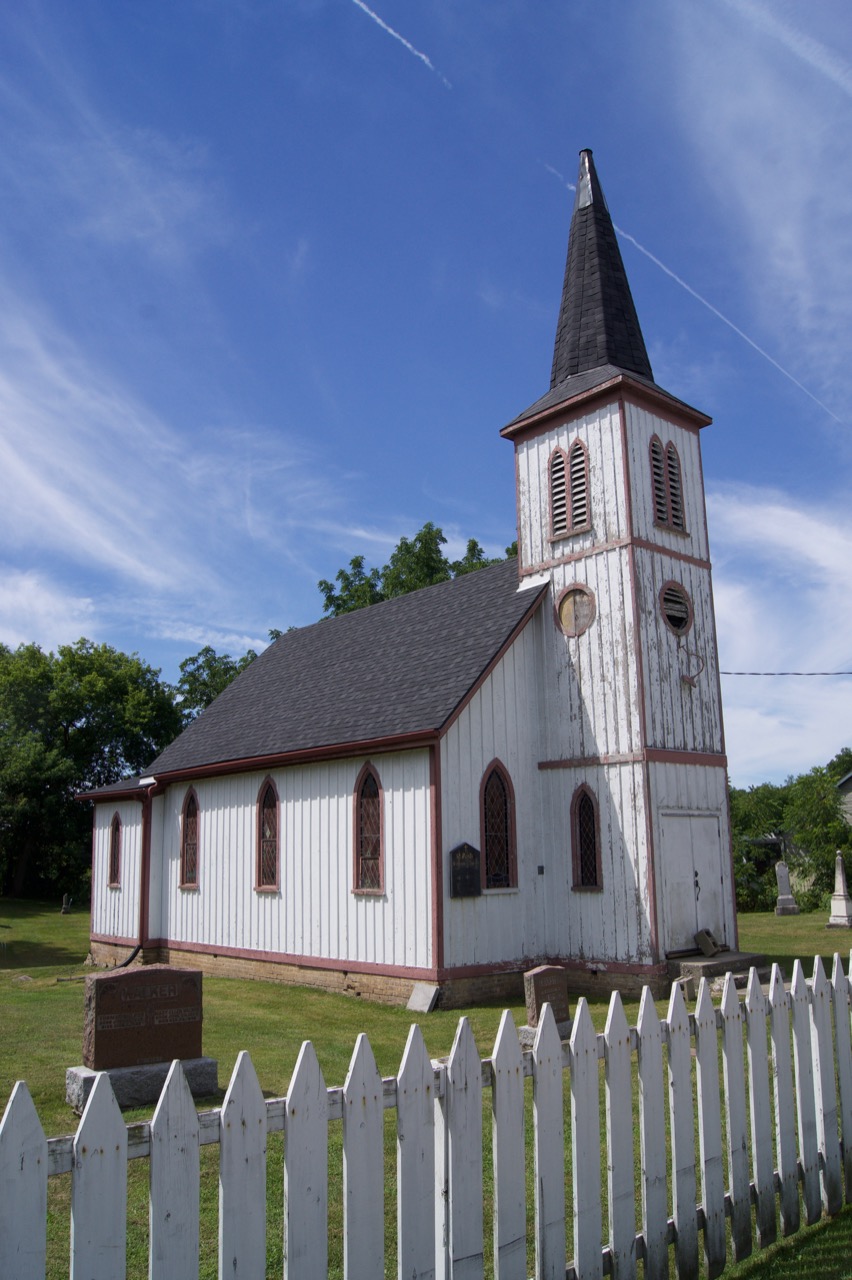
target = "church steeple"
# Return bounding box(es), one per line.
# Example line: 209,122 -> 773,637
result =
550,149 -> 653,387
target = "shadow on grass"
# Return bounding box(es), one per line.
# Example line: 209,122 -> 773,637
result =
0,940 -> 90,970
728,1205 -> 852,1280
0,897 -> 90,970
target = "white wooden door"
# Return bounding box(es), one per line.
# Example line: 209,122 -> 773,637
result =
659,812 -> 726,953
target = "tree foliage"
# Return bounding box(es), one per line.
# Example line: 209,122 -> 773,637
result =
730,747 -> 852,911
318,521 -> 510,617
176,645 -> 257,722
0,640 -> 182,899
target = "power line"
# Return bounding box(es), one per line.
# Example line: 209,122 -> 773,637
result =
720,670 -> 852,676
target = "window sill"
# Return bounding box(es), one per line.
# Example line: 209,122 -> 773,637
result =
254,885 -> 280,895
353,888 -> 385,898
107,882 -> 121,890
652,520 -> 689,537
482,885 -> 520,895
550,526 -> 591,543
179,883 -> 199,892
572,883 -> 603,893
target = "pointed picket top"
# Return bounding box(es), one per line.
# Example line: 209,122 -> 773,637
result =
604,988 -> 630,1048
493,1007 -> 522,1069
721,970 -> 741,1021
666,972 -> 689,1033
71,1071 -> 128,1280
149,1060 -> 199,1280
534,1001 -> 563,1066
791,957 -> 809,1002
219,1050 -> 267,1280
0,1080 -> 47,1280
695,977 -> 715,1033
768,962 -> 787,1012
637,985 -> 661,1043
343,1030 -> 381,1103
569,995 -> 596,1055
284,1040 -> 328,1280
745,967 -> 766,1016
398,1021 -> 432,1098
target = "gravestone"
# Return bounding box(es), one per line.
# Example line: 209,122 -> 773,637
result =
523,964 -> 571,1029
449,842 -> 481,898
828,852 -> 852,928
774,861 -> 799,915
67,965 -> 217,1111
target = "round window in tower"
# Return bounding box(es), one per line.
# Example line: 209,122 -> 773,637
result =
557,585 -> 595,637
660,582 -> 693,636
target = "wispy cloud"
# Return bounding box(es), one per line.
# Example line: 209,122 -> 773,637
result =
349,0 -> 451,88
0,569 -> 95,651
721,0 -> 852,100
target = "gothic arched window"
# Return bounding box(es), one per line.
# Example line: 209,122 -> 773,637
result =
550,442 -> 591,539
650,435 -> 687,532
256,779 -> 279,891
568,440 -> 590,530
108,812 -> 122,887
355,764 -> 383,893
571,786 -> 601,890
181,790 -> 199,888
550,449 -> 568,537
480,762 -> 517,890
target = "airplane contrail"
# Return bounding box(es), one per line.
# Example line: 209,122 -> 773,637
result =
349,0 -> 451,89
721,0 -> 852,101
544,164 -> 843,426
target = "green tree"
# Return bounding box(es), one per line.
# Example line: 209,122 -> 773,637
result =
176,645 -> 257,721
318,522 -> 509,617
0,639 -> 181,899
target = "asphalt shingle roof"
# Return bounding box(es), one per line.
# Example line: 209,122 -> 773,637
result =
147,557 -> 545,777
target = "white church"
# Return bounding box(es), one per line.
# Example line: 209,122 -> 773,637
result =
86,151 -> 738,1004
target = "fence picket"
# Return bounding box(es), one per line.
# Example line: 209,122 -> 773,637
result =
396,1023 -> 436,1280
446,1017 -> 484,1279
790,960 -> 822,1225
343,1032 -> 384,1279
0,1081 -> 47,1280
831,954 -> 852,1203
284,1039 -> 328,1279
636,988 -> 668,1280
491,1012 -> 526,1280
570,998 -> 602,1280
70,1072 -> 127,1280
604,991 -> 636,1280
745,970 -> 776,1247
666,980 -> 698,1280
532,1004 -> 566,1280
768,964 -> 799,1236
218,1050 -> 266,1279
719,975 -> 750,1260
694,980 -> 725,1278
149,1060 -> 200,1280
810,957 -> 843,1215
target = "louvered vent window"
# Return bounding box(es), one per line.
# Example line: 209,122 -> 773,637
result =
650,438 -> 668,525
577,793 -> 598,887
258,783 -> 278,888
357,770 -> 382,891
569,442 -> 589,529
661,584 -> 692,635
666,445 -> 685,530
550,451 -> 568,537
109,813 -> 121,887
483,766 -> 515,889
181,793 -> 198,887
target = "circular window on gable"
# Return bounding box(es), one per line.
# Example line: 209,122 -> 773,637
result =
660,582 -> 693,635
557,585 -> 595,637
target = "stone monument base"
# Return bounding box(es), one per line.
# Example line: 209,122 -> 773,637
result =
66,1057 -> 219,1113
518,1019 -> 572,1050
775,897 -> 800,915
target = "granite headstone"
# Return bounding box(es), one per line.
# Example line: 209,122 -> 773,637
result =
82,965 -> 203,1070
523,964 -> 570,1028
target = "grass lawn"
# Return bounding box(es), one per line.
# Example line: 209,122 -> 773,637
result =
3,898 -> 852,1278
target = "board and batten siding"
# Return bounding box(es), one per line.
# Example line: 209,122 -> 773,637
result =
155,750 -> 432,971
622,400 -> 710,560
91,801 -> 143,942
514,401 -> 627,573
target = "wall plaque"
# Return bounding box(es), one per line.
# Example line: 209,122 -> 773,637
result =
449,842 -> 481,898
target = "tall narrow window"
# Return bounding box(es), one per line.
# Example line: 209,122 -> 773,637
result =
650,436 -> 687,532
108,812 -> 122,887
481,762 -> 517,889
257,780 -> 279,890
355,764 -> 383,892
568,441 -> 590,530
550,450 -> 568,537
181,790 -> 199,888
571,786 -> 601,889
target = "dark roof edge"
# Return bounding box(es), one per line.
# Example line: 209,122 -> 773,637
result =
439,580 -> 549,735
501,370 -> 711,439
77,777 -> 149,803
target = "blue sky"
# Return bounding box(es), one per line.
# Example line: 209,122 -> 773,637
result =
0,0 -> 850,787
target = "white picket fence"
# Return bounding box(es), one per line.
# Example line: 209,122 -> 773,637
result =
2,955 -> 852,1279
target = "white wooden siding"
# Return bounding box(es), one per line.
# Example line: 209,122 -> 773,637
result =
90,801 -> 143,941
515,402 -> 627,572
622,402 -> 710,559
156,750 -> 432,970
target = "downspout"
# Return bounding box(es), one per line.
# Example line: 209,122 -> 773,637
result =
137,776 -> 164,958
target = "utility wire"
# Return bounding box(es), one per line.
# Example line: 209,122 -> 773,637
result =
720,670 -> 852,676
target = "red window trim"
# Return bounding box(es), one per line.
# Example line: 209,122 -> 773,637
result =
255,776 -> 280,893
649,434 -> 688,535
179,787 -> 200,890
108,811 -> 122,888
571,784 -> 603,891
658,580 -> 694,638
479,759 -> 518,891
549,441 -> 592,542
353,762 -> 384,895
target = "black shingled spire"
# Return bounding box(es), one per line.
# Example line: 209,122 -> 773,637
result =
550,150 -> 653,388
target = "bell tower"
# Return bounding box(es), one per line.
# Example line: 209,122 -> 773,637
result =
502,150 -> 736,968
